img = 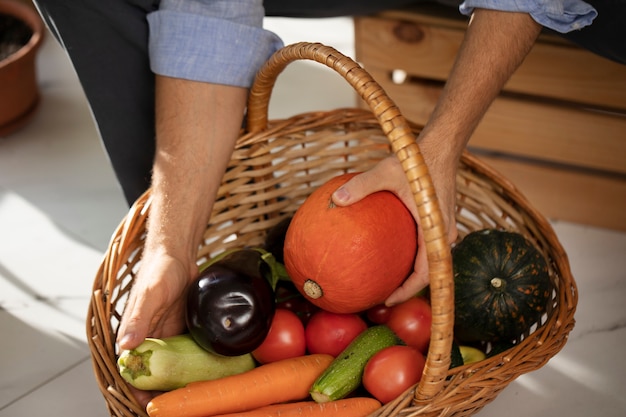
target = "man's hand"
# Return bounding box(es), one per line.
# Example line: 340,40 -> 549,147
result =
117,253 -> 196,407
117,253 -> 191,350
331,156 -> 457,306
116,76 -> 247,356
330,9 -> 542,306
115,77 -> 248,406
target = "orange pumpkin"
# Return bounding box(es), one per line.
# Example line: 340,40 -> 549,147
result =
283,173 -> 417,313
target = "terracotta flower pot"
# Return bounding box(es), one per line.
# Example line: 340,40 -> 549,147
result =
0,0 -> 44,136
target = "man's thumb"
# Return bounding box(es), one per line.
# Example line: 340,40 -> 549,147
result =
331,171 -> 383,206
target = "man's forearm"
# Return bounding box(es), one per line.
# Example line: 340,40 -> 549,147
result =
420,8 -> 542,162
144,75 -> 248,275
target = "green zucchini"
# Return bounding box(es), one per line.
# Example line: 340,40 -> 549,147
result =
310,325 -> 400,403
117,334 -> 256,391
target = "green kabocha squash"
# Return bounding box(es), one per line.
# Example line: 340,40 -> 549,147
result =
452,229 -> 553,343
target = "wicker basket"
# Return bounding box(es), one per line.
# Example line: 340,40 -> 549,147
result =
87,42 -> 577,417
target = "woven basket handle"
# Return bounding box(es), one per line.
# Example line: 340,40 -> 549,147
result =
246,42 -> 454,403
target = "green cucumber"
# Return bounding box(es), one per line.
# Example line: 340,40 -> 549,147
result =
310,325 -> 400,403
117,334 -> 256,391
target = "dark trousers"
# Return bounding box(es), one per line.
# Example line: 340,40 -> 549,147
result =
33,0 -> 625,205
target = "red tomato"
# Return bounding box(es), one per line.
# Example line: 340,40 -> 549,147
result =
252,309 -> 306,364
363,345 -> 426,404
305,311 -> 368,357
366,304 -> 392,324
386,296 -> 432,353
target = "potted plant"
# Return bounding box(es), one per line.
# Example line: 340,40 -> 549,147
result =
0,0 -> 44,136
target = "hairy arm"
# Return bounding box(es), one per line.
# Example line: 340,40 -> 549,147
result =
333,9 -> 542,304
419,8 -> 542,188
116,0 -> 277,353
117,76 -> 247,350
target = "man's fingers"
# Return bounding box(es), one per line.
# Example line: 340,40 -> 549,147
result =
385,270 -> 429,306
117,291 -> 159,350
118,317 -> 149,350
331,157 -> 402,206
129,386 -> 158,409
332,170 -> 383,206
385,231 -> 429,306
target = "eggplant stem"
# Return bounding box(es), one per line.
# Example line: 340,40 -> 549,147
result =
198,247 -> 290,291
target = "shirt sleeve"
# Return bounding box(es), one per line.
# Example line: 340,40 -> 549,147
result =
147,0 -> 284,88
459,0 -> 597,33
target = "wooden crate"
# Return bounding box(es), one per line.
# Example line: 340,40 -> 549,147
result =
354,4 -> 626,231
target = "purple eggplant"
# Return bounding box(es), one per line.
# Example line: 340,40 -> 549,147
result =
186,248 -> 277,356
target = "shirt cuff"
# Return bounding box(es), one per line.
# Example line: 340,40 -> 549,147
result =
147,10 -> 283,87
459,0 -> 597,33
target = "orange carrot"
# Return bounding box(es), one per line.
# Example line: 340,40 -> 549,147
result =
146,354 -> 334,417
212,398 -> 382,417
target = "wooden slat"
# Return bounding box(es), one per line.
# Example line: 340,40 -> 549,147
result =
354,7 -> 626,231
354,15 -> 626,110
475,153 -> 626,231
363,69 -> 626,175
380,5 -> 471,30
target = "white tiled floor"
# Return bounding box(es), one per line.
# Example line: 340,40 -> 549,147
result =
1,16 -> 626,417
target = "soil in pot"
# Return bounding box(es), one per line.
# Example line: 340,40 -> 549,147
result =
0,12 -> 33,60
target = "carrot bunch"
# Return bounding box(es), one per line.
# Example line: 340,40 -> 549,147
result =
146,354 -> 378,417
